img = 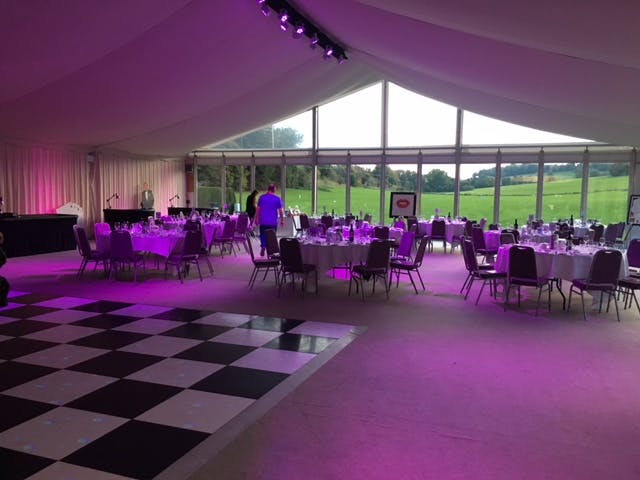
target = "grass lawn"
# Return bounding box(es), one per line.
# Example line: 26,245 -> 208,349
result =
210,174 -> 630,225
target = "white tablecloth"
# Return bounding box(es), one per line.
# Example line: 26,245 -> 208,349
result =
484,231 -> 502,249
97,231 -> 185,258
300,241 -> 370,274
418,221 -> 465,243
494,245 -> 628,281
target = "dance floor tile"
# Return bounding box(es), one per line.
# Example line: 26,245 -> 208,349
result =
137,389 -> 254,433
66,379 -> 182,419
238,316 -> 304,332
62,420 -> 208,480
112,318 -> 183,335
192,312 -> 253,327
72,301 -> 134,314
161,323 -> 231,341
190,366 -> 288,399
0,291 -> 356,480
150,307 -> 215,322
0,407 -> 127,460
0,395 -> 56,431
3,370 -> 116,406
262,332 -> 337,354
68,351 -> 164,378
15,344 -> 109,369
108,304 -> 173,318
174,342 -> 255,364
126,358 -> 223,388
231,347 -> 315,374
69,331 -> 150,350
209,327 -> 282,347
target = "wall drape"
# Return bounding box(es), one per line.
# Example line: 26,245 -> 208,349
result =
0,141 -> 186,238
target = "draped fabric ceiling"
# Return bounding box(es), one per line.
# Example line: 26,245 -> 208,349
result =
1,0 -> 639,157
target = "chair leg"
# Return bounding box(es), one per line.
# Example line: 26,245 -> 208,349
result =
195,260 -> 203,281
408,271 -> 418,294
535,285 -> 544,316
504,282 -> 511,311
248,267 -> 257,289
580,291 -> 587,321
464,277 -> 475,300
416,269 -> 425,291
476,280 -> 487,305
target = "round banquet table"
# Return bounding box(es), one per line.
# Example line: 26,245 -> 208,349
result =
494,245 -> 628,281
97,230 -> 185,258
300,240 -> 370,275
418,221 -> 465,243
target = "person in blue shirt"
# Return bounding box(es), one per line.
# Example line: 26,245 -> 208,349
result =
255,184 -> 284,256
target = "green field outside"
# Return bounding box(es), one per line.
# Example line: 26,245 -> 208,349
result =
204,174 -> 629,224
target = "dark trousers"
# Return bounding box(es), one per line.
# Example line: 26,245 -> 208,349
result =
259,224 -> 276,249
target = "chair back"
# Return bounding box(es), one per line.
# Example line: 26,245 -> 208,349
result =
265,229 -> 280,256
500,232 -> 516,245
407,216 -> 418,232
393,219 -> 407,230
182,230 -> 202,256
604,224 -> 618,244
235,213 -> 249,235
365,240 -> 391,270
508,245 -> 537,280
488,223 -> 498,230
73,225 -> 92,257
94,222 -> 111,236
590,224 -> 604,242
462,238 -> 479,273
588,249 -> 622,285
299,214 -> 310,229
627,238 -> 640,269
110,230 -> 134,260
413,236 -> 429,267
501,228 -> 520,243
396,231 -> 415,258
479,218 -> 487,230
279,237 -> 304,271
616,222 -> 626,240
471,226 -> 486,250
220,219 -> 236,238
184,220 -> 201,232
431,219 -> 446,237
321,215 -> 333,229
363,214 -> 373,224
373,226 -> 390,240
345,215 -> 356,224
463,220 -> 476,237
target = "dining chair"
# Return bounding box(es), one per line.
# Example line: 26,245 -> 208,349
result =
428,219 -> 448,253
212,219 -> 237,257
265,228 -> 280,260
164,230 -> 203,283
460,238 -> 506,305
233,213 -> 250,252
109,230 -> 145,281
501,228 -> 520,243
373,225 -> 390,240
246,233 -> 280,289
500,232 -> 516,245
183,219 -> 201,232
568,249 -> 622,321
278,237 -> 317,297
590,224 -> 604,243
389,236 -> 428,294
321,215 -> 334,230
603,223 -> 618,246
391,230 -> 415,262
393,219 -> 407,230
504,245 -> 552,315
471,225 -> 498,262
349,240 -> 391,301
626,238 -> 640,276
363,213 -> 372,224
73,225 -> 109,278
296,213 -> 311,237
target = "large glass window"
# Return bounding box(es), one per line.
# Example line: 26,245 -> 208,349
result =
459,163 -> 495,221
387,163 -> 418,218
203,111 -> 311,150
421,164 -> 455,219
542,163 -> 581,223
587,162 -> 629,224
463,111 -> 594,145
318,83 -> 382,148
499,162 -> 538,227
387,84 -> 457,147
285,165 -> 313,214
351,164 -> 381,220
225,165 -> 249,213
255,165 -> 282,192
196,164 -> 222,209
317,165 -> 346,216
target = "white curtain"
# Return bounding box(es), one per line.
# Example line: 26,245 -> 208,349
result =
0,141 -> 186,238
0,140 -> 91,220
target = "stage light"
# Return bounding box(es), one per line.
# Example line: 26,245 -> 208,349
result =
257,0 -> 347,63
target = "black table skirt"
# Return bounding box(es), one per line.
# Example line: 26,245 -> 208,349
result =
0,214 -> 78,257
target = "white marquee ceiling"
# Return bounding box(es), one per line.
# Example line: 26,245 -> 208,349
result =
1,0 -> 638,156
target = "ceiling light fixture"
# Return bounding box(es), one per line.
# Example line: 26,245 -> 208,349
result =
256,0 -> 347,63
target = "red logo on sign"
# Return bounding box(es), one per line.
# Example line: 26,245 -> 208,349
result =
396,199 -> 410,208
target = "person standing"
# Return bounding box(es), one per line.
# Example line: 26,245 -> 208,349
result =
140,182 -> 154,210
245,189 -> 259,224
255,184 -> 284,256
